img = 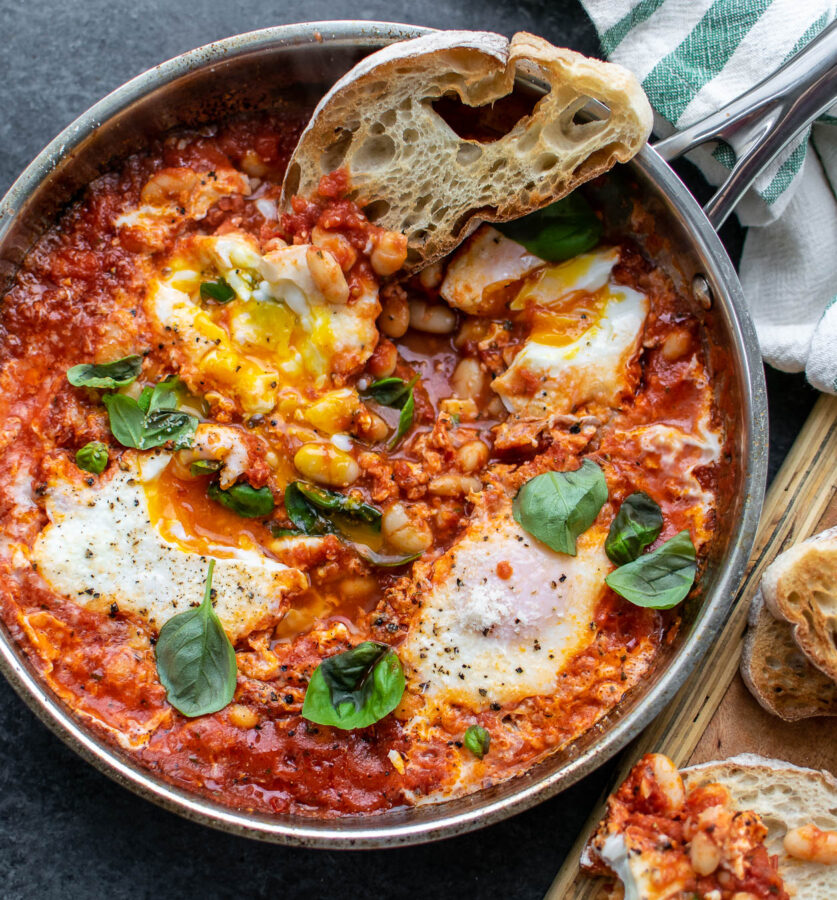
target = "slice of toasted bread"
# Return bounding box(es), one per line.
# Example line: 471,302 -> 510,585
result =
281,30 -> 652,271
741,587 -> 837,721
761,526 -> 837,684
683,754 -> 837,899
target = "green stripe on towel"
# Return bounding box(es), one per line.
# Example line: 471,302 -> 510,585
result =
643,0 -> 772,125
600,0 -> 668,55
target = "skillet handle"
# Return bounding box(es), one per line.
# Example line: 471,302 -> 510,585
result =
652,19 -> 837,230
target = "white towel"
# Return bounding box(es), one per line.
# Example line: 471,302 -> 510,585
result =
579,0 -> 837,392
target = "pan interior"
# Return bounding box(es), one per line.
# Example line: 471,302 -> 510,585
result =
0,24 -> 765,847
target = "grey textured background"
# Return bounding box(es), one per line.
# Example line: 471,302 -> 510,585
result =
0,2 -> 817,898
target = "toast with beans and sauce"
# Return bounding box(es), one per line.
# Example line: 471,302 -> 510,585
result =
281,30 -> 653,271
583,753 -> 837,900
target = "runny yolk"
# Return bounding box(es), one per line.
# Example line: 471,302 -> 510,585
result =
144,461 -> 275,558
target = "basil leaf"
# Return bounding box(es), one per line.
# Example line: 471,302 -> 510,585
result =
142,409 -> 198,450
75,441 -> 109,475
283,482 -> 330,534
190,459 -> 223,476
361,375 -> 416,407
351,545 -> 421,568
208,481 -> 274,518
102,393 -> 147,449
513,460 -> 607,556
389,389 -> 415,451
200,278 -> 235,303
67,354 -> 143,390
495,193 -> 602,262
296,482 -> 382,530
103,392 -> 197,450
155,560 -> 237,717
605,530 -> 697,609
137,386 -> 154,414
605,492 -> 664,566
146,378 -> 179,414
464,724 -> 490,759
302,641 -> 405,730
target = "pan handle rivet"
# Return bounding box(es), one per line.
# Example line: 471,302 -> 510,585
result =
692,274 -> 713,310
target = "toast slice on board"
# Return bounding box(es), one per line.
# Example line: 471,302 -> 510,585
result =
741,587 -> 837,721
760,525 -> 837,684
683,754 -> 837,898
281,30 -> 652,271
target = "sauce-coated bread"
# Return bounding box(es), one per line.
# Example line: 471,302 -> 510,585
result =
281,30 -> 653,271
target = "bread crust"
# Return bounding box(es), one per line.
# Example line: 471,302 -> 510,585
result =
741,587 -> 837,721
281,30 -> 652,271
761,526 -> 837,683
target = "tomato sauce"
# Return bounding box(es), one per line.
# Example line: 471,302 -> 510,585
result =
0,113 -> 722,817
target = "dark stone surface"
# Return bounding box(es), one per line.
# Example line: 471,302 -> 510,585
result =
0,2 -> 817,898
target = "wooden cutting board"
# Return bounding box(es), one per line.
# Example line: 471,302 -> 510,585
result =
547,392 -> 837,899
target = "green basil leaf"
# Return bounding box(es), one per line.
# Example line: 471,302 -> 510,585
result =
302,641 -> 405,730
155,560 -> 237,717
270,526 -> 305,538
513,460 -> 608,556
605,530 -> 697,609
207,481 -> 274,518
495,193 -> 602,262
102,393 -> 147,449
67,354 -> 143,390
361,375 -> 416,408
605,492 -> 664,566
463,724 -> 490,759
296,482 -> 382,530
200,278 -> 235,303
388,389 -> 415,451
137,386 -> 154,414
75,441 -> 109,475
283,482 -> 330,534
146,379 -> 179,414
142,409 -> 198,450
190,459 -> 223,476
350,544 -> 421,568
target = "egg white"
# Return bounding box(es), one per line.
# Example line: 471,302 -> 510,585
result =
30,453 -> 306,642
440,225 -> 546,315
400,499 -> 610,711
493,281 -> 648,417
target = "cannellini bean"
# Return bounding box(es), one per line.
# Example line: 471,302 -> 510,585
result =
339,575 -> 378,602
367,339 -> 398,379
661,328 -> 692,361
649,753 -> 686,812
140,167 -> 199,206
294,442 -> 360,487
304,389 -> 360,435
454,316 -> 488,349
689,830 -> 721,876
409,299 -> 457,334
418,261 -> 444,290
456,440 -> 489,473
371,231 -> 408,276
306,246 -> 349,304
451,357 -> 486,400
440,398 -> 478,422
382,502 -> 432,554
356,409 -> 389,444
312,225 -> 357,272
227,704 -> 260,730
784,824 -> 837,864
379,291 -> 410,338
428,474 -> 482,497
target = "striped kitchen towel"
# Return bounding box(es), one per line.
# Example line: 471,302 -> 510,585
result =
579,0 -> 837,392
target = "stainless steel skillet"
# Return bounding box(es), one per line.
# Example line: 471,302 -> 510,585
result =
0,20 -> 834,848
